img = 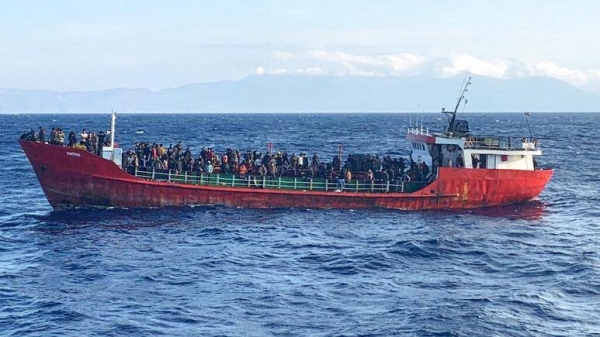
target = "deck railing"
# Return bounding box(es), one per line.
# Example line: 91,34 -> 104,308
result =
131,168 -> 429,194
462,136 -> 539,151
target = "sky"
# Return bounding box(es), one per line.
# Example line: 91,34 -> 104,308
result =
2,0 -> 600,92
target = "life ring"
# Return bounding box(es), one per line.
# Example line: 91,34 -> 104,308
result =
446,144 -> 457,152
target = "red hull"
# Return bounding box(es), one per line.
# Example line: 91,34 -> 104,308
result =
19,140 -> 553,210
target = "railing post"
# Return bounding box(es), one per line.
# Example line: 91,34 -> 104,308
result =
325,179 -> 328,191
232,175 -> 235,187
355,180 -> 359,192
294,178 -> 297,190
168,170 -> 171,182
262,176 -> 266,188
152,168 -> 155,180
401,181 -> 404,193
216,174 -> 220,186
370,181 -> 374,192
278,177 -> 281,189
184,171 -> 188,183
386,180 -> 390,192
310,178 -> 313,190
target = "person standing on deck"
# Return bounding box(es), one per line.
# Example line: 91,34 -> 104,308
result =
456,154 -> 464,168
337,170 -> 346,191
471,155 -> 480,168
96,131 -> 105,154
205,161 -> 214,177
80,129 -> 89,145
57,129 -> 65,146
90,132 -> 97,154
268,160 -> 277,179
312,153 -> 319,167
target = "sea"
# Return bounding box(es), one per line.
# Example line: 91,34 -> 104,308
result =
1,112 -> 599,336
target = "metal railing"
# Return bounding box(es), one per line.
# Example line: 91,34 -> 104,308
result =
130,168 -> 430,194
462,136 -> 540,151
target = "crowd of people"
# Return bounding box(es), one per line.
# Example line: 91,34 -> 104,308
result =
20,127 -> 110,156
124,141 -> 433,184
21,127 -> 433,185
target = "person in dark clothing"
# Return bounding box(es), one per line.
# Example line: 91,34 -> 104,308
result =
97,131 -> 106,155
38,127 -> 45,143
398,157 -> 406,174
471,155 -> 480,168
336,170 -> 346,191
312,153 -> 319,167
67,132 -> 77,147
332,155 -> 341,171
421,162 -> 430,180
456,154 -> 464,168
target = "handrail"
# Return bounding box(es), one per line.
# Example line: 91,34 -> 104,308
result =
131,168 -> 430,194
462,136 -> 540,151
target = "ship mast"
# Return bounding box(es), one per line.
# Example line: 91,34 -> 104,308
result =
444,75 -> 471,134
110,109 -> 116,158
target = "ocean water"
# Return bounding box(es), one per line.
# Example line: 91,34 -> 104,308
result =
1,112 -> 599,336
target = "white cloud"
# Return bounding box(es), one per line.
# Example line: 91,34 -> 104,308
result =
528,61 -> 587,86
306,51 -> 423,77
439,56 -> 600,91
522,61 -> 600,92
261,50 -> 600,92
440,55 -> 509,79
255,66 -> 265,75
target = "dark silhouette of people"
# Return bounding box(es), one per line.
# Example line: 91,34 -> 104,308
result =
471,155 -> 480,168
456,154 -> 464,168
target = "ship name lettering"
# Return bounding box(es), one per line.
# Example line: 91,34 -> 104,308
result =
66,152 -> 81,157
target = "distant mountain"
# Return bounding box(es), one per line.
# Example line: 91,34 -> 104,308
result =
1,75 -> 599,113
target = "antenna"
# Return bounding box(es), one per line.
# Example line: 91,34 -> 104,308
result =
524,111 -> 533,140
109,110 -> 116,159
444,74 -> 472,133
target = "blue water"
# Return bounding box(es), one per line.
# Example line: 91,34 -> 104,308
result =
1,113 -> 599,336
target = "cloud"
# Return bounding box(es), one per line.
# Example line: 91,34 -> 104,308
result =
523,61 -> 600,92
440,55 -> 509,79
307,50 -> 423,77
439,56 -> 600,91
528,61 -> 587,86
255,66 -> 265,75
261,50 -> 600,92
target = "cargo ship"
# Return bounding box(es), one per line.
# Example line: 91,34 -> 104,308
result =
19,78 -> 553,210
